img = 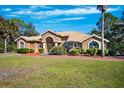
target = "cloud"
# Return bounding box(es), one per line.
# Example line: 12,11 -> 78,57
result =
30,5 -> 52,9
2,8 -> 11,12
13,10 -> 32,15
44,7 -> 120,16
107,7 -> 120,12
6,14 -> 18,17
57,17 -> 85,21
12,6 -> 120,18
39,7 -> 100,16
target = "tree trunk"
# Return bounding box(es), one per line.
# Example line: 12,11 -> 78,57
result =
101,11 -> 105,57
4,37 -> 7,53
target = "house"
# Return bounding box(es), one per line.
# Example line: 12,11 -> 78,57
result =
15,30 -> 109,53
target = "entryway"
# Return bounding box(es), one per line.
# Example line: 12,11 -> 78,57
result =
46,37 -> 55,51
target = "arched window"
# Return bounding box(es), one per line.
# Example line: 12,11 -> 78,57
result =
89,41 -> 99,48
19,42 -> 25,48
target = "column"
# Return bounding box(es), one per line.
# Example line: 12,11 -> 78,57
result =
55,42 -> 58,46
35,43 -> 38,53
43,42 -> 47,52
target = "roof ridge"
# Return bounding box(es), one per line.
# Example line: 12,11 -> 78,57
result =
57,31 -> 90,36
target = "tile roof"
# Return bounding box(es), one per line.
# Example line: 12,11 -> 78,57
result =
57,31 -> 90,42
15,31 -> 109,42
15,36 -> 42,41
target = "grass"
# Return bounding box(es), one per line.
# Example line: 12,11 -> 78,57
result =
0,54 -> 124,88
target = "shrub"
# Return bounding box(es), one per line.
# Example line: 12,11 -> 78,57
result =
79,48 -> 85,54
109,49 -> 117,56
117,44 -> 124,56
49,46 -> 67,55
97,49 -> 109,56
119,51 -> 124,56
30,49 -> 35,53
7,44 -> 17,53
93,48 -> 98,56
0,47 -> 4,53
39,48 -> 44,53
17,48 -> 30,54
86,48 -> 94,56
69,48 -> 80,56
104,49 -> 109,56
0,41 -> 4,53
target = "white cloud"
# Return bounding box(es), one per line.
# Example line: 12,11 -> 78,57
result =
2,8 -> 11,11
57,17 -> 85,21
13,10 -> 32,14
40,7 -> 99,16
12,6 -> 120,18
6,14 -> 18,17
30,5 -> 52,9
107,7 -> 120,12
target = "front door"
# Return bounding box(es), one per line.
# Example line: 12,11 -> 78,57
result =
46,37 -> 54,51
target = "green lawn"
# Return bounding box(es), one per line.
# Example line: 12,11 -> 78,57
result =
0,55 -> 124,88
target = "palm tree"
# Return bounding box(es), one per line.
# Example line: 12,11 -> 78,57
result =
97,5 -> 107,57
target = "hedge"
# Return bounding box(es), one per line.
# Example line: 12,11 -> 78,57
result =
97,49 -> 109,56
69,48 -> 80,56
17,48 -> 35,54
30,49 -> 35,53
86,48 -> 109,56
49,46 -> 67,55
79,48 -> 85,54
39,48 -> 44,53
86,48 -> 95,56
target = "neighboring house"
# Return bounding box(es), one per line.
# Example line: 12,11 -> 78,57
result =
15,30 -> 109,53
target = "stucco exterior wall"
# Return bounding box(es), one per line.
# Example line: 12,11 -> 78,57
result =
16,39 -> 40,53
42,32 -> 63,42
41,32 -> 65,51
82,37 -> 107,49
16,32 -> 108,53
16,39 -> 29,48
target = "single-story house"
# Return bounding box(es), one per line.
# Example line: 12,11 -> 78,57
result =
15,30 -> 109,53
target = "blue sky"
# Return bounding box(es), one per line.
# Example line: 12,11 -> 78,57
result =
0,5 -> 124,34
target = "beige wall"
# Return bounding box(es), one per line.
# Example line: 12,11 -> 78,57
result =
82,37 -> 107,49
17,39 -> 30,48
16,33 -> 108,53
16,39 -> 40,53
41,32 -> 65,51
42,32 -> 63,42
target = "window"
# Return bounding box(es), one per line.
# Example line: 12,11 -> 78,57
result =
89,41 -> 99,48
39,43 -> 43,48
20,42 -> 25,48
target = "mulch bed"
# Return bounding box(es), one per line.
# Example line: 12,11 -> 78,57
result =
2,53 -> 123,61
42,55 -> 124,61
23,53 -> 40,56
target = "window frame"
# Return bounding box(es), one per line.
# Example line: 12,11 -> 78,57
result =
88,40 -> 100,49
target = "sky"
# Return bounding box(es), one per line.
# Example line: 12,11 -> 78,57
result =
0,5 -> 124,34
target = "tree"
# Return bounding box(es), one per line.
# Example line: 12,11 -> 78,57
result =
24,23 -> 39,36
0,17 -> 25,53
91,11 -> 124,56
96,13 -> 118,40
0,16 -> 39,53
110,21 -> 124,55
0,16 -> 20,53
97,5 -> 107,57
90,28 -> 101,36
121,12 -> 124,21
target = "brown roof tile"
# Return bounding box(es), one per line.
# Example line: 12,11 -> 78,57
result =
57,31 -> 90,42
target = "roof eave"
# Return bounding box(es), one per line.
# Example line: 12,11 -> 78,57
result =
83,34 -> 110,42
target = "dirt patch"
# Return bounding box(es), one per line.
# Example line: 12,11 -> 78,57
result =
0,66 -> 35,80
